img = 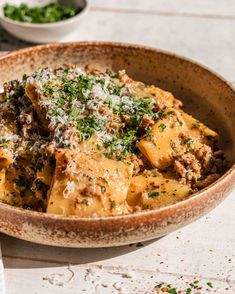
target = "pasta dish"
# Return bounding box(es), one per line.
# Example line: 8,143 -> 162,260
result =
0,65 -> 225,217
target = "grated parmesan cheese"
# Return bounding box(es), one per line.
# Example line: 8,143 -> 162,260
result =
63,180 -> 76,198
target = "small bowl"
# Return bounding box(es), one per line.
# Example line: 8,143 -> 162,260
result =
0,42 -> 234,248
0,0 -> 88,43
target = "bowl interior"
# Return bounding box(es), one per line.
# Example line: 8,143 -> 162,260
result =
0,42 -> 234,167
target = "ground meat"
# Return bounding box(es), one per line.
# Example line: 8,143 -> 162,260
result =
19,112 -> 33,125
173,98 -> 183,108
63,126 -> 80,147
66,63 -> 76,69
196,144 -> 213,170
130,154 -> 144,176
141,114 -> 154,129
213,150 -> 224,158
179,131 -> 189,140
133,205 -> 142,212
81,184 -> 104,199
121,114 -> 132,126
192,173 -> 220,189
107,120 -> 123,133
196,146 -> 225,174
98,105 -> 113,116
119,70 -> 131,83
173,153 -> 201,181
152,103 -> 160,112
85,64 -> 102,75
213,157 -> 224,171
18,112 -> 35,137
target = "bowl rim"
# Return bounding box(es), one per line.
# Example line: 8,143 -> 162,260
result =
0,41 -> 234,222
0,0 -> 88,28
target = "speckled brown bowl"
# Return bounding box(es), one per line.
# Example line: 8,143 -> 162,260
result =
0,42 -> 234,247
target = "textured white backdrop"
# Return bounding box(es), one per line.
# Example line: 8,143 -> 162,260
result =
0,1 -> 235,293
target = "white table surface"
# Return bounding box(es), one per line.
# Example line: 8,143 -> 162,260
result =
0,1 -> 235,293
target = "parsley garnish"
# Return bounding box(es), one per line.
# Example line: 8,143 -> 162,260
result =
168,288 -> 177,294
207,282 -> 213,288
148,191 -> 160,198
76,116 -> 106,141
104,129 -> 137,159
0,142 -> 9,148
0,199 -> 9,205
158,123 -> 166,132
110,200 -> 116,209
64,79 -> 78,96
136,242 -> 144,247
81,199 -> 89,206
113,96 -> 154,126
0,96 -> 10,103
181,138 -> 193,147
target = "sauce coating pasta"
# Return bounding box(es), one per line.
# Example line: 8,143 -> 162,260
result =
0,66 -> 225,216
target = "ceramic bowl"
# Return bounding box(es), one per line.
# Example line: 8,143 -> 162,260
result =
0,42 -> 234,248
0,0 -> 88,43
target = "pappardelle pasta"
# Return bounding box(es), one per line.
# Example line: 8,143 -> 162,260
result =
0,65 -> 225,216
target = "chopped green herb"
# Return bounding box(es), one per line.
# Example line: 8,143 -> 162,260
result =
181,138 -> 194,147
148,191 -> 160,198
158,123 -> 166,132
44,84 -> 53,96
189,281 -> 199,289
113,96 -> 154,127
104,129 -> 137,159
167,284 -> 172,288
0,142 -> 9,148
0,199 -> 9,205
207,282 -> 213,288
145,128 -> 153,138
154,283 -> 179,294
100,186 -> 106,194
3,3 -> 81,24
177,118 -> 183,126
157,107 -> 167,119
166,110 -> 174,116
76,116 -> 107,141
191,121 -> 201,129
0,96 -> 10,103
151,168 -> 158,177
106,70 -> 120,79
154,283 -> 163,290
110,200 -> 117,209
68,107 -> 80,120
168,288 -> 177,294
81,199 -> 89,206
136,242 -> 144,247
64,79 -> 78,96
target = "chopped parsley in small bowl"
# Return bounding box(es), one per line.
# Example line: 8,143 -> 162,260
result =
3,3 -> 81,24
0,0 -> 88,43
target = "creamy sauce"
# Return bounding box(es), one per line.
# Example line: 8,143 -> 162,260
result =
0,66 -> 225,216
